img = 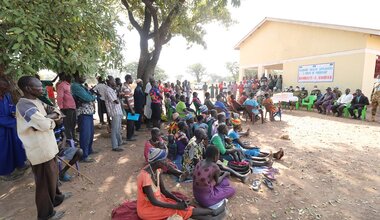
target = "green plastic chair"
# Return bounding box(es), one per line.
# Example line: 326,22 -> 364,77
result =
301,95 -> 317,111
343,104 -> 367,120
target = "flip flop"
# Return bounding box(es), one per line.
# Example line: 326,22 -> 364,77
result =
252,179 -> 261,191
263,172 -> 276,180
263,178 -> 274,190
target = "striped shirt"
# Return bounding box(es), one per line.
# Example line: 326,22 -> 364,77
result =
121,84 -> 134,109
104,86 -> 123,117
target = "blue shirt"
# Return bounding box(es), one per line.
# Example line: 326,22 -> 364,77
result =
243,99 -> 259,115
214,101 -> 230,118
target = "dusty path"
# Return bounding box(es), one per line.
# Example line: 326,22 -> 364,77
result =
1,110 -> 379,220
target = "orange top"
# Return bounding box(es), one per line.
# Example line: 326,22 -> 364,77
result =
136,168 -> 193,220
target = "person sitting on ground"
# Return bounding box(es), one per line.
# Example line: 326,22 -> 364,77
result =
211,124 -> 244,162
331,88 -> 353,117
137,148 -> 226,220
238,91 -> 248,105
144,128 -> 182,177
168,113 -> 180,135
193,115 -> 209,134
211,112 -> 226,138
243,92 -> 261,120
176,95 -> 190,119
228,119 -> 283,163
314,87 -> 335,114
181,128 -> 208,181
185,114 -> 195,139
206,110 -> 218,139
262,93 -> 278,121
348,89 -> 369,119
214,95 -> 230,119
54,118 -> 83,181
175,121 -> 190,160
193,145 -> 235,209
204,92 -> 215,110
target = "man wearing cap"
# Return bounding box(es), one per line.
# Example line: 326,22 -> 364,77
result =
314,87 -> 336,114
310,85 -> 322,99
333,87 -> 342,99
299,87 -> 309,100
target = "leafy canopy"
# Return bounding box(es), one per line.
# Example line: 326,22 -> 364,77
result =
225,61 -> 239,81
0,0 -> 125,79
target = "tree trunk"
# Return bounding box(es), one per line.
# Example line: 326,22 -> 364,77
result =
0,64 -> 22,103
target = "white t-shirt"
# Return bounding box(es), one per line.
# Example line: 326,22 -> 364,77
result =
93,83 -> 108,101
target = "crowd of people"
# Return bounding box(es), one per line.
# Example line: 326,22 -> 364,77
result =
1,71 -> 379,219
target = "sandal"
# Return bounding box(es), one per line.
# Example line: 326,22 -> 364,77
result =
263,178 -> 274,190
263,172 -> 276,180
252,179 -> 261,191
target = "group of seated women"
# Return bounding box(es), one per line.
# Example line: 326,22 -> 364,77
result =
138,105 -> 285,219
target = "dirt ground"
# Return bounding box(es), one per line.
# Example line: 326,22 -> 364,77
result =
1,110 -> 379,220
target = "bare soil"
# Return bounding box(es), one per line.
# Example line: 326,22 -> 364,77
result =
1,110 -> 379,220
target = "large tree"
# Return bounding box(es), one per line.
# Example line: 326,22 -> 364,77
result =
121,0 -> 240,85
0,0 -> 125,80
124,61 -> 168,80
187,63 -> 206,83
225,61 -> 239,81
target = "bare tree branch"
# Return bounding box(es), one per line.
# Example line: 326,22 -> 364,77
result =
121,0 -> 142,33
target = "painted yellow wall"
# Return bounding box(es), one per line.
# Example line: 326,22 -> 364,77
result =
282,53 -> 367,95
362,53 -> 378,96
239,21 -> 368,66
366,35 -> 380,50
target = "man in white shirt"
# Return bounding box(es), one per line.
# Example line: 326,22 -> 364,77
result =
93,77 -> 109,125
331,88 -> 353,117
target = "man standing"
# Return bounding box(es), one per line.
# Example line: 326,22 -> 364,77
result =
144,79 -> 153,128
348,89 -> 369,119
134,79 -> 145,131
56,73 -> 77,143
121,74 -> 136,141
331,88 -> 353,117
105,76 -> 124,151
370,75 -> 380,122
16,76 -> 70,220
0,77 -> 28,180
149,79 -> 163,128
71,73 -> 96,162
93,77 -> 109,126
202,82 -> 208,96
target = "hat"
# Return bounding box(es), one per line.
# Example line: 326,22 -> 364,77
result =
172,112 -> 179,120
326,87 -> 332,91
148,148 -> 167,163
231,118 -> 241,126
185,113 -> 194,120
136,79 -> 143,84
199,105 -> 208,113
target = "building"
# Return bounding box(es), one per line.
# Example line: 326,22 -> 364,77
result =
235,17 -> 380,97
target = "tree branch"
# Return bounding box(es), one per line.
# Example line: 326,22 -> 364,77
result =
159,0 -> 184,35
121,0 -> 142,33
142,0 -> 158,36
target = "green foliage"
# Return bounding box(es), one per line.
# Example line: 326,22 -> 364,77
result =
0,0 -> 125,79
187,63 -> 206,82
124,61 -> 167,81
121,0 -> 240,82
225,61 -> 239,81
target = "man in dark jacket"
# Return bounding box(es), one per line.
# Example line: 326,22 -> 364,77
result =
348,89 -> 369,119
134,79 -> 145,131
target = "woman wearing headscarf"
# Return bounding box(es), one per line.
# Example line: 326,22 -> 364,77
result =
136,148 -> 226,220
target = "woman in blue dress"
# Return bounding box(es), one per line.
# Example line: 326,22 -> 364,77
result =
0,77 -> 27,179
